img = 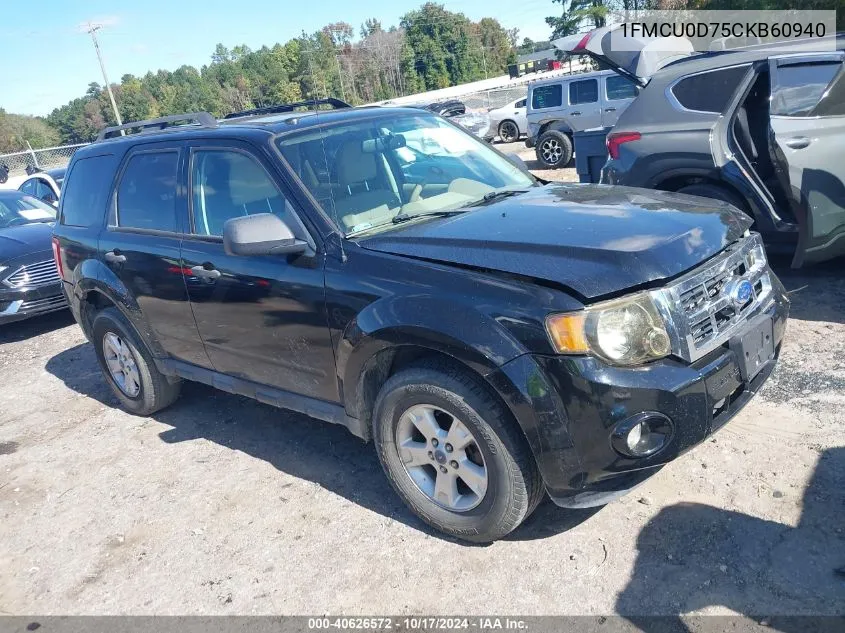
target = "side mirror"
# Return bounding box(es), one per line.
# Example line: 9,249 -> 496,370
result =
223,213 -> 307,257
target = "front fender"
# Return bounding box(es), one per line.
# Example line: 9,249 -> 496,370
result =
338,296 -> 528,413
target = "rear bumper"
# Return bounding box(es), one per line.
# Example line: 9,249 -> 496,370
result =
488,279 -> 789,508
0,282 -> 67,324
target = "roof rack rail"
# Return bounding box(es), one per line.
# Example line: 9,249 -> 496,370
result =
223,98 -> 351,119
96,112 -> 218,141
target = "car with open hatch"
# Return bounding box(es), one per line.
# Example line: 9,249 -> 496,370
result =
553,26 -> 845,267
52,101 -> 788,542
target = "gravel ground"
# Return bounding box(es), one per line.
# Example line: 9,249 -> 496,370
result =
0,165 -> 843,616
496,139 -> 580,182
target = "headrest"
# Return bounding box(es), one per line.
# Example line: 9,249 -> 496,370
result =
336,141 -> 378,186
227,153 -> 280,206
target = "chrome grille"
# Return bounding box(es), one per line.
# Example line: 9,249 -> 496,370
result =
3,260 -> 60,288
20,294 -> 66,312
653,234 -> 772,363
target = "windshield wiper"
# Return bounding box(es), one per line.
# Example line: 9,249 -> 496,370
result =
391,209 -> 468,224
463,189 -> 530,208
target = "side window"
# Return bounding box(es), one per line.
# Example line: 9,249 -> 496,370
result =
190,149 -> 287,237
115,152 -> 179,232
671,65 -> 750,113
531,85 -> 562,109
35,179 -> 57,203
59,154 -> 117,227
771,61 -> 842,117
19,179 -> 35,195
606,76 -> 639,101
515,99 -> 526,108
569,79 -> 598,105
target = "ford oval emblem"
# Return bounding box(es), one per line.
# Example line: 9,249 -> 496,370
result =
725,279 -> 754,308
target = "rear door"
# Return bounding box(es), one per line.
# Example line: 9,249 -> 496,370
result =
768,53 -> 845,265
513,98 -> 527,133
100,141 -> 211,368
567,77 -> 602,130
180,139 -> 337,402
602,75 -> 639,127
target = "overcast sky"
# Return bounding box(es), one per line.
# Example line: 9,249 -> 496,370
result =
1,0 -> 557,116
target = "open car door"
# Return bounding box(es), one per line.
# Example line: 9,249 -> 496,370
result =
552,25 -> 694,87
768,52 -> 845,266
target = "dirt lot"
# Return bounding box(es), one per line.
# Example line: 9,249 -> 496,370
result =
1,162 -> 843,615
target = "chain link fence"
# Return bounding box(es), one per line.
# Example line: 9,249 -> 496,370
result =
461,87 -> 531,111
0,143 -> 89,179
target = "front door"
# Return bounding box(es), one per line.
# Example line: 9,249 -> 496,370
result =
768,53 -> 845,266
100,142 -> 210,368
566,77 -> 602,131
180,141 -> 337,402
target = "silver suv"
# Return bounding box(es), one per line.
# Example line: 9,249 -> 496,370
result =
525,69 -> 639,168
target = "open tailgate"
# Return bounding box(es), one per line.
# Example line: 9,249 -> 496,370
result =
552,26 -> 695,86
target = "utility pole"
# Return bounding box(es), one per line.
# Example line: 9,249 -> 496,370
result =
85,22 -> 122,127
334,54 -> 347,102
329,29 -> 347,102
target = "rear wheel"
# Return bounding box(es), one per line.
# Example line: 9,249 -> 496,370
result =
91,307 -> 181,416
498,120 -> 520,144
536,130 -> 573,168
372,360 -> 543,542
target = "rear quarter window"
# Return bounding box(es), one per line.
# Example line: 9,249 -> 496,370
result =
531,84 -> 562,109
670,65 -> 750,113
606,76 -> 639,101
59,154 -> 118,227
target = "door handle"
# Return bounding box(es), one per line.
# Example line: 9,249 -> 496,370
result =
784,137 -> 811,149
605,107 -> 617,112
571,111 -> 581,116
104,250 -> 126,264
190,264 -> 221,280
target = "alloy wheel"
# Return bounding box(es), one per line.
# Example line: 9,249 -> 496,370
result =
540,138 -> 562,165
499,121 -> 518,143
103,332 -> 141,397
395,404 -> 488,512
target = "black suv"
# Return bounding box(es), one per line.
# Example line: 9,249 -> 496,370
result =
53,103 -> 789,542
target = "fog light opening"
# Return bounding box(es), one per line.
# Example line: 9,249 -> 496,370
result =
612,412 -> 674,458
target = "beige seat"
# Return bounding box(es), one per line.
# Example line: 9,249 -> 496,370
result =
333,141 -> 400,231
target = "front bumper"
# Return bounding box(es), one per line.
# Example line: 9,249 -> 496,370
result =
0,282 -> 67,324
488,278 -> 789,508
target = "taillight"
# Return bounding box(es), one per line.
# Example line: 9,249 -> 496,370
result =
606,132 -> 641,160
51,236 -> 65,280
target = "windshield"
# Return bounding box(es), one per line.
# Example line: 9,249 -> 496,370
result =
0,193 -> 57,229
276,112 -> 535,236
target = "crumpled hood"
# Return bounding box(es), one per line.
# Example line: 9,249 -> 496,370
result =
358,184 -> 752,300
0,222 -> 55,264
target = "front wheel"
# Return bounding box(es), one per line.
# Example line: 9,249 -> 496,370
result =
535,130 -> 573,168
372,361 -> 543,542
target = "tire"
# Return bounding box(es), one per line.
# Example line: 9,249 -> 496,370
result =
372,360 -> 543,542
91,307 -> 181,416
535,130 -> 573,169
498,120 -> 520,144
676,183 -> 747,211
